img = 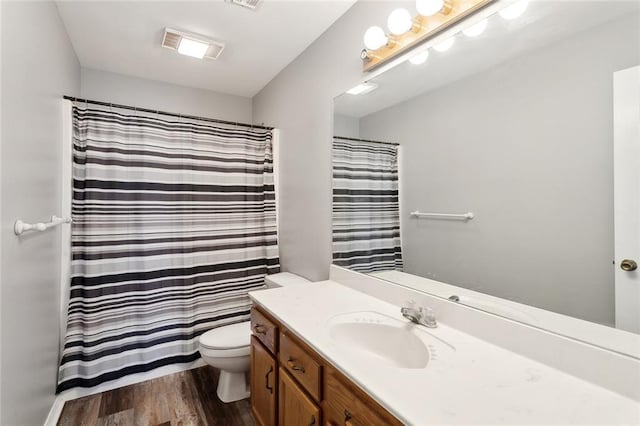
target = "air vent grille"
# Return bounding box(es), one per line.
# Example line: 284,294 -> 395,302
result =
162,28 -> 225,60
227,0 -> 261,10
162,31 -> 181,50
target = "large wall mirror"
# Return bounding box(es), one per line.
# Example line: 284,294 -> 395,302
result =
332,0 -> 640,357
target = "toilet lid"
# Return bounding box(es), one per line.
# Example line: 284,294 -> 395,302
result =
199,321 -> 251,349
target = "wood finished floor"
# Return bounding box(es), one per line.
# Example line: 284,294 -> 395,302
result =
57,367 -> 256,426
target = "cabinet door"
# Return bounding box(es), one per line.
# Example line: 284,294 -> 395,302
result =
251,337 -> 277,426
278,368 -> 320,426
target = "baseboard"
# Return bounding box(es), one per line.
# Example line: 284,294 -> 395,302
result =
44,359 -> 207,425
44,395 -> 66,426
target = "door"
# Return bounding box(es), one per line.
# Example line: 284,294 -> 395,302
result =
614,65 -> 640,333
251,337 -> 277,426
278,368 -> 319,426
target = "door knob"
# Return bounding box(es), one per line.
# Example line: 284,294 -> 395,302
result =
620,259 -> 638,271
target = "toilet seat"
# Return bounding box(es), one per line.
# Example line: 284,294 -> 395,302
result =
200,345 -> 250,358
199,321 -> 251,357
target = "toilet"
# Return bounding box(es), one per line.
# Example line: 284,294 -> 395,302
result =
198,272 -> 310,403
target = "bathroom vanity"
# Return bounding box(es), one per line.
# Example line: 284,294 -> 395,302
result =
249,272 -> 640,425
249,304 -> 402,426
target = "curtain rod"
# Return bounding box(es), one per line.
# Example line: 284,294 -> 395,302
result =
334,135 -> 399,146
63,96 -> 274,131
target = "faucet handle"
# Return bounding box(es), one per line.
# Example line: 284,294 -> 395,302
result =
419,307 -> 438,328
420,306 -> 434,318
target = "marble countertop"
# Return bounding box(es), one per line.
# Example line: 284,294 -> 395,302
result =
249,281 -> 640,425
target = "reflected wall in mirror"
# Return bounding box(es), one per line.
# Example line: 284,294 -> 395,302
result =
332,0 -> 640,355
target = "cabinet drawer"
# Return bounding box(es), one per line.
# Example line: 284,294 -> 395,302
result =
279,331 -> 322,402
323,370 -> 400,426
251,307 -> 278,354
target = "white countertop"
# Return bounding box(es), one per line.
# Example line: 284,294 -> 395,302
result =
250,281 -> 640,425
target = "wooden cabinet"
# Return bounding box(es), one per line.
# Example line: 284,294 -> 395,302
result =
251,336 -> 277,426
278,368 -> 320,426
250,306 -> 401,426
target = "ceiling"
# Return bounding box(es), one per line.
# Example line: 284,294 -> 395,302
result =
334,1 -> 640,118
55,0 -> 355,98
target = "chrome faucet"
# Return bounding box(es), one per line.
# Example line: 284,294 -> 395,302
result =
401,301 -> 437,328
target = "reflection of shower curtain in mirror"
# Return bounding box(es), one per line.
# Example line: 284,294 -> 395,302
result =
332,137 -> 402,273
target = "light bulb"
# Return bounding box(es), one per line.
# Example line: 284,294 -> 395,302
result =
416,0 -> 445,17
387,8 -> 413,35
499,0 -> 528,20
409,50 -> 429,65
462,19 -> 488,37
433,37 -> 455,52
363,26 -> 388,50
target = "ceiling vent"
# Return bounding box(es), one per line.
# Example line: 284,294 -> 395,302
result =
162,28 -> 225,60
226,0 -> 261,11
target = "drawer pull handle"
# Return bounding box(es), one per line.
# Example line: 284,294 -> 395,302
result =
265,366 -> 274,394
286,357 -> 306,373
344,409 -> 352,422
309,415 -> 316,426
253,324 -> 267,335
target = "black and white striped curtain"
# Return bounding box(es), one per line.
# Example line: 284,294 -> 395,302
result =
332,137 -> 403,273
57,106 -> 279,391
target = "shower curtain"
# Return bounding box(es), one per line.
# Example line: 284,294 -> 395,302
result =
332,137 -> 403,273
57,106 -> 279,391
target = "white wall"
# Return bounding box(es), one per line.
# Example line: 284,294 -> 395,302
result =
0,1 -> 80,424
334,114 -> 360,139
252,2 -> 397,281
81,68 -> 252,122
358,14 -> 640,325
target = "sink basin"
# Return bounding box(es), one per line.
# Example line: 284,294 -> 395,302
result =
328,311 -> 455,369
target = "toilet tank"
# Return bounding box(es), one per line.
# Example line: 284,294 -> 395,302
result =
264,272 -> 310,288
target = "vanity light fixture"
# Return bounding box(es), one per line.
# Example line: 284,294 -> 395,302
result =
409,50 -> 430,65
499,0 -> 529,20
346,83 -> 378,95
462,18 -> 488,37
433,37 -> 455,52
362,0 -> 531,71
361,0 -> 494,71
162,28 -> 225,60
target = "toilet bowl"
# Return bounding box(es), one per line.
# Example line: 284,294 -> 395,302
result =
198,272 -> 310,403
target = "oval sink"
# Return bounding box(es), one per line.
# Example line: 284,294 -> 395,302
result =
328,311 -> 454,369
